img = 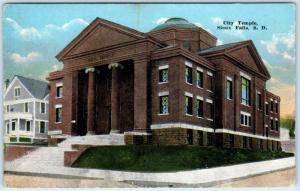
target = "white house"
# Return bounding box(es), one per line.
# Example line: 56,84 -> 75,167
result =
4,75 -> 49,143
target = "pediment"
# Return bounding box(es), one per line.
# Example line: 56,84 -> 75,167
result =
228,46 -> 260,73
227,43 -> 270,79
56,18 -> 146,60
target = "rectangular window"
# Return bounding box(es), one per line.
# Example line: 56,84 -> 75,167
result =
14,87 -> 21,97
249,138 -> 253,149
207,133 -> 213,146
40,102 -> 46,114
243,137 -> 247,148
226,79 -> 233,99
56,83 -> 63,98
158,66 -> 168,83
55,105 -> 62,123
6,123 -> 10,135
265,103 -> 269,115
183,40 -> 191,50
159,95 -> 169,114
185,94 -> 193,115
196,70 -> 203,88
196,98 -> 204,117
26,121 -> 31,131
207,72 -> 214,91
229,134 -> 234,148
240,112 -> 252,127
275,102 -> 278,113
275,120 -> 279,131
6,105 -> 9,113
198,131 -> 203,146
40,121 -> 46,133
186,129 -> 193,145
11,121 -> 16,131
206,100 -> 214,120
260,139 -> 263,149
257,92 -> 262,110
241,77 -> 250,105
270,100 -> 274,112
270,119 -> 274,130
185,65 -> 193,84
24,102 -> 29,113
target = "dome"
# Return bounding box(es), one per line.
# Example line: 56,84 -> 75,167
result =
151,18 -> 198,32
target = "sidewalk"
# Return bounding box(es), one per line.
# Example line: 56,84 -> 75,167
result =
4,157 -> 295,187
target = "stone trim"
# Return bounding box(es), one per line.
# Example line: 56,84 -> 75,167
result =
158,65 -> 169,70
196,96 -> 204,100
206,98 -> 213,103
151,123 -> 214,132
215,129 -> 280,141
226,76 -> 233,81
185,61 -> 193,68
56,82 -> 63,87
185,92 -> 193,97
240,71 -> 251,80
124,131 -> 152,136
158,91 -> 169,96
207,71 -> 213,76
196,67 -> 203,72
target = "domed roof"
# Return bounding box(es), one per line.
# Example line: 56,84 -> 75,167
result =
151,18 -> 198,32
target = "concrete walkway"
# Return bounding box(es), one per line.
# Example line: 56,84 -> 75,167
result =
5,157 -> 295,187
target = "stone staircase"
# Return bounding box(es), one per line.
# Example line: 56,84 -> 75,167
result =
5,134 -> 125,170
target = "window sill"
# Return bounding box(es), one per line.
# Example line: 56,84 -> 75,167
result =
240,103 -> 251,107
240,124 -> 252,127
226,98 -> 233,101
56,97 -> 63,99
185,113 -> 193,117
55,122 -> 62,124
158,81 -> 168,85
196,86 -> 204,89
197,116 -> 204,119
158,113 -> 169,116
185,82 -> 193,86
207,90 -> 213,93
207,118 -> 214,121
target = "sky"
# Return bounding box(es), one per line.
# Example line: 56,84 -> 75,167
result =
3,3 -> 295,116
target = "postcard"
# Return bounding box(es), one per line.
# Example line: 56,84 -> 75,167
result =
2,2 -> 296,188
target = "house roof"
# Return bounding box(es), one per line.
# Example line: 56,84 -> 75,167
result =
15,75 -> 49,99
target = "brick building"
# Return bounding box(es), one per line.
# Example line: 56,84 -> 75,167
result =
47,17 -> 281,150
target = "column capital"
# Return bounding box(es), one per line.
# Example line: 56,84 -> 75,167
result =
85,67 -> 95,73
108,62 -> 124,70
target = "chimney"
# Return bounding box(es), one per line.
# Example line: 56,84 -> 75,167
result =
5,79 -> 10,89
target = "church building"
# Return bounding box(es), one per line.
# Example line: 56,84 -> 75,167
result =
47,17 -> 281,150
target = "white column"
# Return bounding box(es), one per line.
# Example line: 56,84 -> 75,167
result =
17,118 -> 20,142
33,101 -> 36,138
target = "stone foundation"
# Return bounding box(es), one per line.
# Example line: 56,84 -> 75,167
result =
132,128 -> 282,151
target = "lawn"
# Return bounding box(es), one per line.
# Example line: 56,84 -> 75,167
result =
72,145 -> 294,172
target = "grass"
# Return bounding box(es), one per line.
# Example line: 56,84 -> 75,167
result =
72,145 -> 294,172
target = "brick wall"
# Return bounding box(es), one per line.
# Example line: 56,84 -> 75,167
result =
4,145 -> 37,161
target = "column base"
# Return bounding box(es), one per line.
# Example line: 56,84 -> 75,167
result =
86,131 -> 95,135
110,129 -> 120,134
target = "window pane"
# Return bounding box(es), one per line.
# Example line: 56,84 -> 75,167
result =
241,77 -> 250,105
197,99 -> 203,117
159,96 -> 169,114
159,69 -> 168,83
197,71 -> 203,87
185,96 -> 193,115
185,66 -> 192,84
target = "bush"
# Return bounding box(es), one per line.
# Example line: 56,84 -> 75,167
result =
281,117 -> 295,137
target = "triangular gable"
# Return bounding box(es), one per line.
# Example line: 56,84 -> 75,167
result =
227,41 -> 270,79
200,40 -> 270,79
56,17 -> 148,60
4,76 -> 34,100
